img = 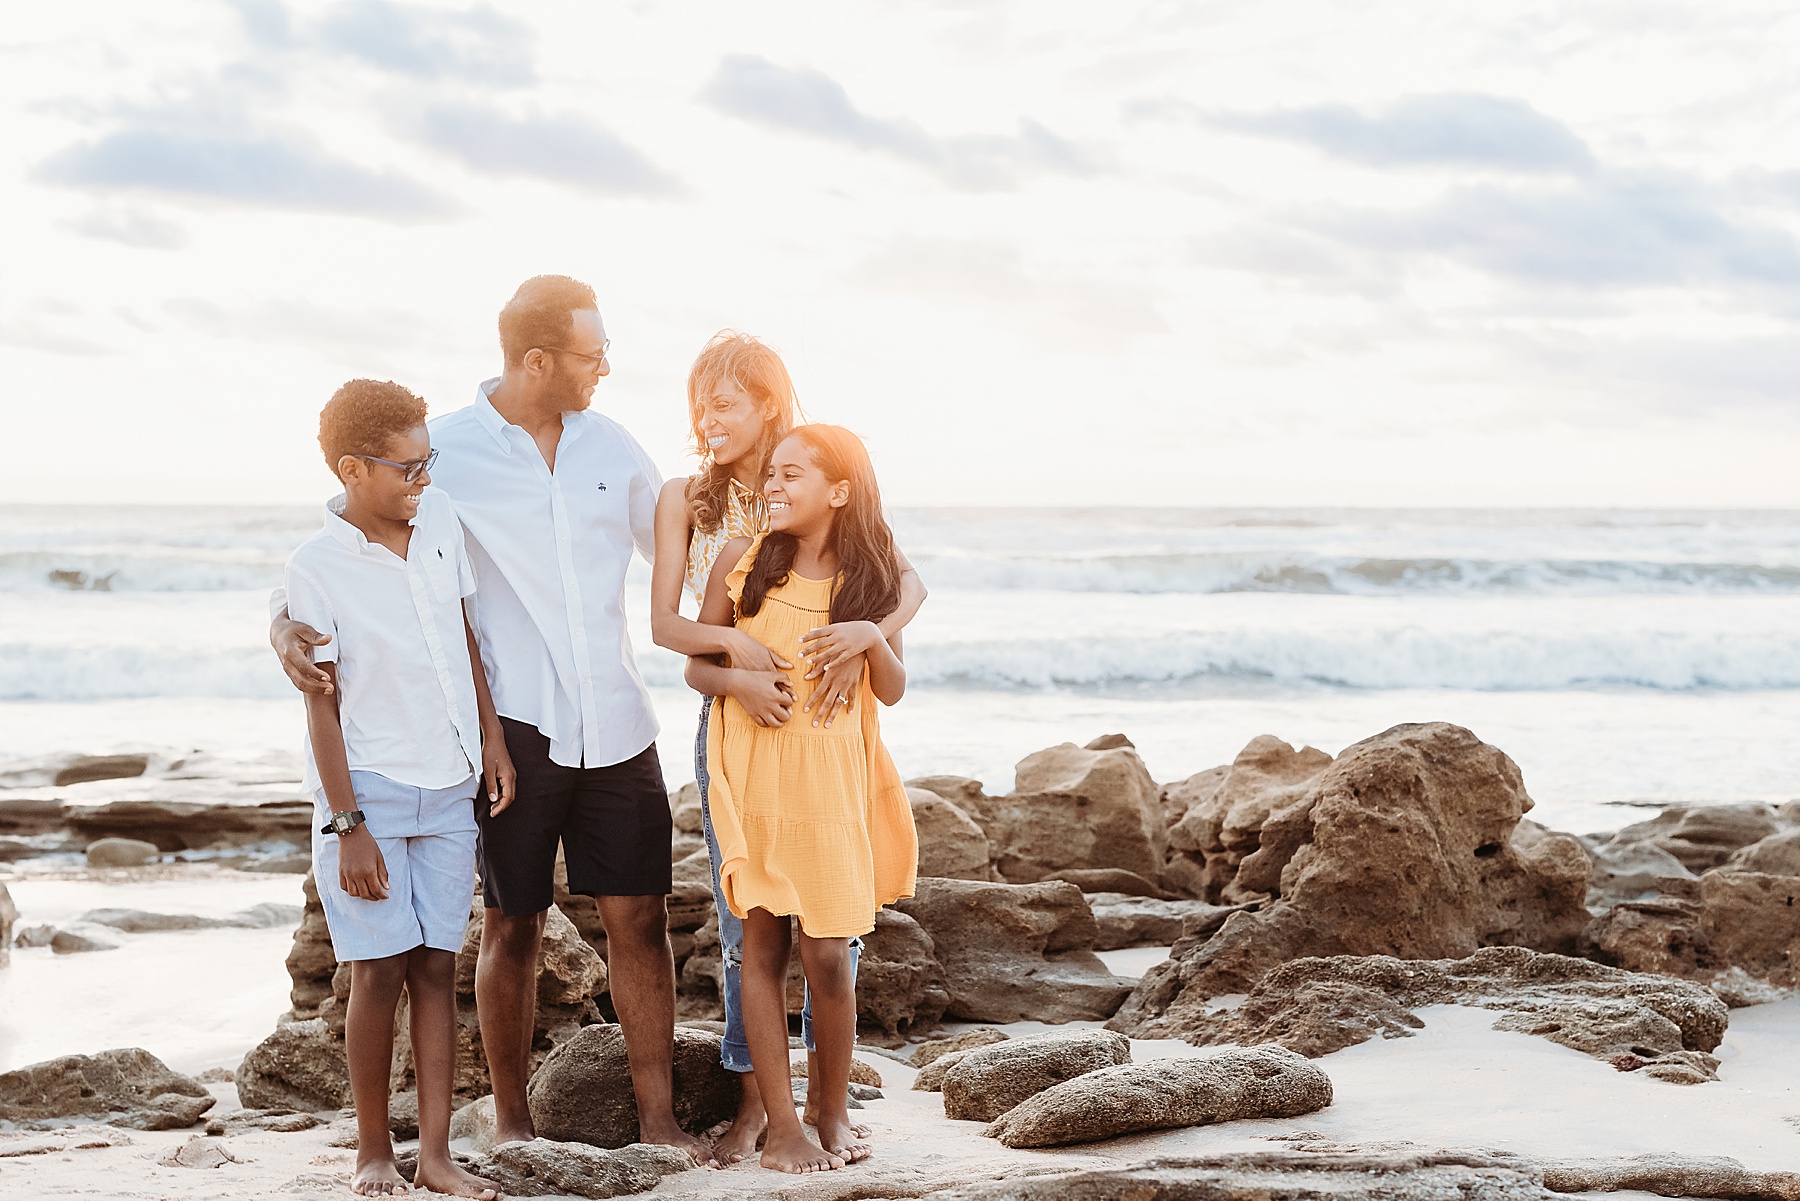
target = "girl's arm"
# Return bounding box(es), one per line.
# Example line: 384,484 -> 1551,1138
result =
650,479 -> 792,674
304,665 -> 389,900
466,617 -> 516,817
683,537 -> 796,728
864,629 -> 906,706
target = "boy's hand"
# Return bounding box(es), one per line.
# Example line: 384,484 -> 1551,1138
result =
730,668 -> 795,728
801,621 -> 882,677
338,827 -> 389,900
272,617 -> 334,695
805,654 -> 866,729
483,728 -> 517,817
723,628 -> 792,675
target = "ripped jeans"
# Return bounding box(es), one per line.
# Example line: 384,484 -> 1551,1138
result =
696,698 -> 862,1073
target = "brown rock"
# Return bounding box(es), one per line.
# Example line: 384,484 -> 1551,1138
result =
527,1024 -> 739,1148
1586,869 -> 1800,995
1604,803 -> 1783,873
670,782 -> 703,835
84,836 -> 159,867
1042,868 -> 1173,899
1109,724 -> 1592,1034
1583,835 -> 1695,908
910,1027 -> 1008,1069
856,908 -> 952,1037
906,775 -> 993,818
910,788 -> 994,881
1087,894 -> 1241,951
985,1044 -> 1332,1148
1728,829 -> 1800,876
237,1018 -> 353,1111
1166,737 -> 1334,904
157,1136 -> 243,1168
940,1030 -> 1131,1122
973,743 -> 1167,885
49,924 -> 120,954
895,878 -> 1131,1023
1160,764 -> 1227,831
1153,946 -> 1727,1082
469,1137 -> 696,1198
284,873 -> 339,1020
0,1047 -> 214,1127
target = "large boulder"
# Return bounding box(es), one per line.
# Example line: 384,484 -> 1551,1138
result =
966,743 -> 1166,885
910,788 -> 994,881
527,1023 -> 739,1148
1582,836 -> 1695,909
940,1030 -> 1130,1122
1158,946 -> 1727,1084
1599,803 -> 1783,874
1167,737 -> 1334,904
895,878 -> 1131,1023
284,873 -> 339,1020
1110,724 -> 1592,1035
855,908 -> 952,1037
1585,869 -> 1800,998
467,1137 -> 695,1199
237,1017 -> 353,1110
1087,894 -> 1244,951
1727,829 -> 1800,876
0,1047 -> 214,1129
985,1044 -> 1332,1148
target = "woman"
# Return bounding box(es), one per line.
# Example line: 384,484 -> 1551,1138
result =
649,331 -> 926,1164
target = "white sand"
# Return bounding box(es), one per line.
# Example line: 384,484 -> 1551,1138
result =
3,997 -> 1795,1199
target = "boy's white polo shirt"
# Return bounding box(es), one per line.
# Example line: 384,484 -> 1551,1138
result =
284,486 -> 482,797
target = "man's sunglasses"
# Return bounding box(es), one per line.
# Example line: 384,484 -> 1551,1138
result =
540,339 -> 611,368
355,448 -> 439,483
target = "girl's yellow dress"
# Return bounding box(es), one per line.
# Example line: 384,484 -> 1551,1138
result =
704,536 -> 917,938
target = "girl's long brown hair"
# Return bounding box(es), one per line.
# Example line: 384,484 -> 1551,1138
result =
684,331 -> 801,534
738,425 -> 902,626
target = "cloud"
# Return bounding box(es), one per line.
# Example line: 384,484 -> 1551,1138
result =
316,0 -> 534,86
35,128 -> 462,223
406,103 -> 684,196
166,297 -> 451,355
65,208 -> 189,250
849,237 -> 1165,348
700,55 -> 1103,190
1203,93 -> 1594,173
0,309 -> 117,357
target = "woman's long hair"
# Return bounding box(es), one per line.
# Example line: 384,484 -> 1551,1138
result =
684,331 -> 801,534
738,425 -> 902,626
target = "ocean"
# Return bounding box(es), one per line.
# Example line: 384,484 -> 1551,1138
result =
3,504 -> 1798,836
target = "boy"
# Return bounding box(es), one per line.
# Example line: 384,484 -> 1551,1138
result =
286,378 -> 512,1199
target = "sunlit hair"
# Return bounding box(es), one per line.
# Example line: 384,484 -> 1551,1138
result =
498,275 -> 598,368
684,331 -> 803,535
318,379 -> 428,480
738,425 -> 901,626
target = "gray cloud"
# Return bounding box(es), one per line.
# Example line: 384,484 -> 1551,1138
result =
65,208 -> 189,250
317,0 -> 534,86
36,128 -> 462,223
1199,93 -> 1594,173
408,103 -> 683,196
701,55 -> 1103,191
166,297 -> 457,360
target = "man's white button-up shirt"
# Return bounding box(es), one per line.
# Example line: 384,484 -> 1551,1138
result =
285,487 -> 482,797
427,380 -> 663,770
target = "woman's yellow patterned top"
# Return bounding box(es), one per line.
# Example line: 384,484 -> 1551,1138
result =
684,476 -> 765,606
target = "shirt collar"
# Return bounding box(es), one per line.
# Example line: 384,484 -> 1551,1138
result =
473,379 -> 515,455
322,492 -> 418,555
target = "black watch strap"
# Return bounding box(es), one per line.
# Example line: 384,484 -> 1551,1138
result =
321,809 -> 367,836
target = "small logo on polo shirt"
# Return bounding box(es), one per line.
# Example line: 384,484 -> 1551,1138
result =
437,548 -> 444,558
597,482 -> 607,491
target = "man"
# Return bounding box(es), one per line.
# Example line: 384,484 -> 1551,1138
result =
271,275 -> 703,1161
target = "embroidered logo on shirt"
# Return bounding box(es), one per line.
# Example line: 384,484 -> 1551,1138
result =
596,482 -> 607,491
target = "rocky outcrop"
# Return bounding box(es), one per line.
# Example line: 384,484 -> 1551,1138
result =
1111,724 -> 1592,1031
1585,869 -> 1800,998
895,878 -> 1131,1023
985,1045 -> 1332,1147
0,1048 -> 214,1128
1599,803 -> 1784,873
526,1024 -> 738,1148
81,903 -> 301,932
1131,946 -> 1727,1084
911,1027 -> 1008,1070
856,908 -> 953,1037
911,787 -> 995,881
237,1017 -> 353,1110
1728,829 -> 1800,876
1166,737 -> 1334,904
85,837 -> 159,867
962,743 -> 1167,885
50,924 -> 120,953
466,1137 -> 695,1199
939,1030 -> 1131,1122
1044,868 -> 1173,898
1087,894 -> 1242,950
1583,837 -> 1695,908
284,873 -> 339,1020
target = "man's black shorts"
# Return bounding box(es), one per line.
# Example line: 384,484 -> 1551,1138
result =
477,717 -> 672,915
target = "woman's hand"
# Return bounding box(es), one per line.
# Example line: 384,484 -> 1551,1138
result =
724,627 -> 793,675
338,827 -> 389,900
482,725 -> 517,817
801,621 -> 883,677
805,655 -> 866,729
729,668 -> 796,728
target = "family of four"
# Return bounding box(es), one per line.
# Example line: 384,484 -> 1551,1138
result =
269,275 -> 927,1197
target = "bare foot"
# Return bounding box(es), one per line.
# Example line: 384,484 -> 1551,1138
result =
352,1155 -> 411,1195
710,1089 -> 767,1166
815,1113 -> 871,1164
801,1095 -> 869,1138
760,1129 -> 843,1175
413,1157 -> 500,1200
491,1124 -> 534,1147
637,1115 -> 710,1166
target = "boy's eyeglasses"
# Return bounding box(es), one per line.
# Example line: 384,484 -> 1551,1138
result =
355,448 -> 439,483
541,340 -> 611,368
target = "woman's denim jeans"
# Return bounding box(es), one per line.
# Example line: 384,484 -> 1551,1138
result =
696,698 -> 862,1072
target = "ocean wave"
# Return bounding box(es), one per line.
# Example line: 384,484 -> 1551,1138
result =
7,626 -> 1799,701
0,551 -> 282,593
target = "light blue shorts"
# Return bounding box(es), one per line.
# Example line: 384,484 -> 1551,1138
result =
312,770 -> 479,962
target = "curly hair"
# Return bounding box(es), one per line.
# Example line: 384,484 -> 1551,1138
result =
498,275 -> 599,368
737,425 -> 900,627
684,331 -> 802,534
318,379 -> 429,479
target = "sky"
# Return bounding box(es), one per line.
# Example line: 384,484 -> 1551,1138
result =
3,0 -> 1799,508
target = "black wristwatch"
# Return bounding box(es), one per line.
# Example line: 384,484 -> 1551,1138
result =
321,809 -> 368,836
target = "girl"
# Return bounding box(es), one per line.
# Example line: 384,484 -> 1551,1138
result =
687,425 -> 917,1173
650,333 -> 925,1164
